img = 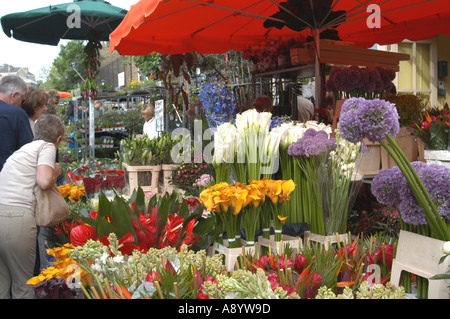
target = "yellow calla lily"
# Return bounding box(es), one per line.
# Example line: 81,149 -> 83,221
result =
279,179 -> 296,203
277,215 -> 288,224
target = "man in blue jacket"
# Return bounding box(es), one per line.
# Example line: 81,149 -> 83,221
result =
0,75 -> 34,171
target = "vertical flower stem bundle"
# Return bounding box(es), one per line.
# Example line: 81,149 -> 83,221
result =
288,129 -> 336,235
322,128 -> 362,235
213,123 -> 236,183
263,179 -> 296,241
235,109 -> 272,183
339,98 -> 450,241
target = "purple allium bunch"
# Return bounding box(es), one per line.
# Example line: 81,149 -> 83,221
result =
372,162 -> 450,225
339,98 -> 400,143
287,128 -> 336,157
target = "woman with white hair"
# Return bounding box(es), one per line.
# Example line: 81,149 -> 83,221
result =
0,114 -> 64,299
0,75 -> 34,171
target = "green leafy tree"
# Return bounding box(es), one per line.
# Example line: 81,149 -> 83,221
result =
134,52 -> 162,79
47,40 -> 85,91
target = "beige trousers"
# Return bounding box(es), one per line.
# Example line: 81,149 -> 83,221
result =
0,204 -> 36,299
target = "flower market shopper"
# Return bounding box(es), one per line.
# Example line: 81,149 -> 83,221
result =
0,75 -> 34,172
0,114 -> 64,299
141,103 -> 158,139
21,88 -> 48,136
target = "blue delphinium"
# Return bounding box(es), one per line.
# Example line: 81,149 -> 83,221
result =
198,83 -> 237,129
372,162 -> 450,226
339,98 -> 400,143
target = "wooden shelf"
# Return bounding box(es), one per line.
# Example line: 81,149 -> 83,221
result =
253,64 -> 315,79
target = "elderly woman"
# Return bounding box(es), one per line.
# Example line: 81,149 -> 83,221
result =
21,88 -> 48,136
141,103 -> 158,139
0,114 -> 64,299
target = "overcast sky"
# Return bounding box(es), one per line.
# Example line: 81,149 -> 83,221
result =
0,0 -> 137,80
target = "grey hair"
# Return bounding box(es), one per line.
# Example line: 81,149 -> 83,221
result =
34,114 -> 65,143
0,75 -> 27,96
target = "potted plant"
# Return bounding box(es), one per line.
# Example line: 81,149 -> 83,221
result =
413,103 -> 450,167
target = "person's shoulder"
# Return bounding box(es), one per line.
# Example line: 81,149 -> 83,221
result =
0,101 -> 28,116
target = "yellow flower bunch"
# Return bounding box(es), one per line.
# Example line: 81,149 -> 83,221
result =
27,244 -> 88,286
58,183 -> 86,202
199,179 -> 295,214
199,179 -> 296,246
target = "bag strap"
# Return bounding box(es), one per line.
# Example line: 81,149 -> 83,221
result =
35,140 -> 50,188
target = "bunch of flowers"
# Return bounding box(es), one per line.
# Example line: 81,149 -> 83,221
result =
384,93 -> 426,127
193,174 -> 214,191
413,103 -> 450,150
29,232 -> 403,299
325,65 -> 396,99
322,128 -> 362,235
347,206 -> 401,238
170,160 -> 213,196
27,244 -> 88,299
51,217 -> 85,246
316,281 -> 405,299
372,161 -> 450,231
68,188 -> 211,253
288,128 -> 336,235
80,173 -> 125,196
278,121 -> 332,223
241,35 -> 306,68
199,179 -> 295,246
211,109 -> 291,185
235,109 -> 273,182
119,134 -> 160,166
198,83 -> 236,130
81,175 -> 102,195
339,97 -> 450,241
68,238 -> 227,299
58,183 -> 86,203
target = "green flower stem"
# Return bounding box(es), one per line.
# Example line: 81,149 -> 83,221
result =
260,201 -> 272,240
297,158 -> 325,235
380,136 -> 449,240
241,206 -> 260,246
231,161 -> 246,184
213,162 -> 230,184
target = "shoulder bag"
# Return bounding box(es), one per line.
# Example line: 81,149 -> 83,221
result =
34,141 -> 70,227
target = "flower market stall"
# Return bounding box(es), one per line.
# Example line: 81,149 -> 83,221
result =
28,86 -> 450,300
16,0 -> 450,302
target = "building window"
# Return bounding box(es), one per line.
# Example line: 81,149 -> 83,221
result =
396,40 -> 437,107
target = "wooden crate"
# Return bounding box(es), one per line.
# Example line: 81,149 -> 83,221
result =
213,241 -> 257,271
161,164 -> 180,194
303,231 -> 351,250
257,235 -> 302,255
123,163 -> 161,196
390,230 -> 450,299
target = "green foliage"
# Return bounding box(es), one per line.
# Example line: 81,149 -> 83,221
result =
121,108 -> 145,136
47,40 -> 85,90
385,93 -> 426,127
134,53 -> 162,78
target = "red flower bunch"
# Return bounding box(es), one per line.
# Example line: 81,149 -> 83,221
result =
326,65 -> 395,99
133,206 -> 200,251
69,193 -> 202,254
82,176 -> 102,194
414,103 -> 450,150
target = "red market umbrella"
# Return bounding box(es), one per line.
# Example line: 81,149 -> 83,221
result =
46,91 -> 72,98
109,0 -> 450,56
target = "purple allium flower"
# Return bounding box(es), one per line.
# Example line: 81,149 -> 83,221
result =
288,128 -> 336,158
372,162 -> 450,226
339,98 -> 400,143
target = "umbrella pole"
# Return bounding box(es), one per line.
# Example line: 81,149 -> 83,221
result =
88,96 -> 95,162
314,29 -> 321,109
